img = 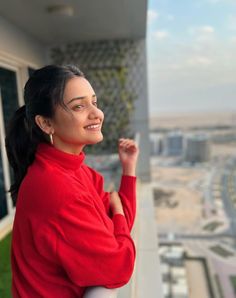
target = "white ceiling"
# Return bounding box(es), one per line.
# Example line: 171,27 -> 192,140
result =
0,0 -> 147,45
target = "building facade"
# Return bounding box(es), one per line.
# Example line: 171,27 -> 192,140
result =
0,0 -> 150,242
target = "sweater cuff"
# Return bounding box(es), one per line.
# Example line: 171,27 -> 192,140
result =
112,214 -> 130,236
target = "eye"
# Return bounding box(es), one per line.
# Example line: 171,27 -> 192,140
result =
93,101 -> 98,107
73,104 -> 84,110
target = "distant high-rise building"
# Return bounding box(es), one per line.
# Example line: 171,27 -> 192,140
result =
166,131 -> 183,156
150,133 -> 164,155
184,134 -> 210,163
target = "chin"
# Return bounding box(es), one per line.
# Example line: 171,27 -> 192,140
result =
88,134 -> 103,145
96,134 -> 104,143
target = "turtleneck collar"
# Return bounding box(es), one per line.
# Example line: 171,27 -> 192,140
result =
36,143 -> 85,171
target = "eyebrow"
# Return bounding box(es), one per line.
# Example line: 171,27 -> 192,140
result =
66,94 -> 97,105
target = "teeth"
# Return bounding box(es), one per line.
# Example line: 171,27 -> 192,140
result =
86,124 -> 100,129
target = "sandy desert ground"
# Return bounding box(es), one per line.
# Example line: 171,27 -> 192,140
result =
152,166 -> 204,231
150,111 -> 236,130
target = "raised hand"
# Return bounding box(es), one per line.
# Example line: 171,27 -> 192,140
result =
118,138 -> 139,176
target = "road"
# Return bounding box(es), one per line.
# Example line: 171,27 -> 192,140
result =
221,159 -> 236,244
158,232 -> 235,241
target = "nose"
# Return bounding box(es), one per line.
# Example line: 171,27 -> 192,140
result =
88,105 -> 104,121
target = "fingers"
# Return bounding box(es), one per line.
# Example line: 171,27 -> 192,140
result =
110,191 -> 120,199
118,138 -> 138,151
118,138 -> 139,176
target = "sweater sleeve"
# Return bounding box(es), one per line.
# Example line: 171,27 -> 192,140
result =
85,167 -> 110,214
56,197 -> 136,289
87,167 -> 136,231
118,175 -> 136,231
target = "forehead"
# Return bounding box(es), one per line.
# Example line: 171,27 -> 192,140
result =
63,77 -> 95,101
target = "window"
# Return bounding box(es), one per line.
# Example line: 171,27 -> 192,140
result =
0,66 -> 20,219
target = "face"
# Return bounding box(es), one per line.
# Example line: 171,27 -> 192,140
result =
51,76 -> 104,154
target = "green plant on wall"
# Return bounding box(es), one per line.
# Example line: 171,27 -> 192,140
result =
85,66 -> 136,154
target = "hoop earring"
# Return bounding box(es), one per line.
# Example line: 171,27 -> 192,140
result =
49,133 -> 54,145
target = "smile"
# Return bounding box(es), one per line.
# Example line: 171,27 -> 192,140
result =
84,124 -> 101,130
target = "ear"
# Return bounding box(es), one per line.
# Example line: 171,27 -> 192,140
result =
35,115 -> 54,134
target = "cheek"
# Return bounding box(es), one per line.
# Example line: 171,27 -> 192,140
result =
54,113 -> 76,133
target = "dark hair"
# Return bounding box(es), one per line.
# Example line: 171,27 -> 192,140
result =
5,65 -> 84,203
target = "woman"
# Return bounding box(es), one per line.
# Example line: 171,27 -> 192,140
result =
5,65 -> 139,297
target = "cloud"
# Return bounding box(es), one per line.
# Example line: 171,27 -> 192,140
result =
208,0 -> 236,3
230,36 -> 236,43
201,26 -> 215,33
187,56 -> 213,67
208,0 -> 221,3
147,9 -> 159,24
168,64 -> 182,70
188,25 -> 215,44
189,25 -> 215,35
228,14 -> 236,30
153,30 -> 169,40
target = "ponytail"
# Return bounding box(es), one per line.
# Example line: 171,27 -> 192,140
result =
5,64 -> 84,203
5,105 -> 39,203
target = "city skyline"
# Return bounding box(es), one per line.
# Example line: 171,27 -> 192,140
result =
147,0 -> 236,116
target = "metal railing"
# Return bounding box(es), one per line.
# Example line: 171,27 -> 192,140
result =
84,287 -> 118,298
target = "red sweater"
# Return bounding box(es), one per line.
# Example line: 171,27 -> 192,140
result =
11,143 -> 136,298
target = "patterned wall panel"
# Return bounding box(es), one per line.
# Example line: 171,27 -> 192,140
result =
50,39 -> 146,154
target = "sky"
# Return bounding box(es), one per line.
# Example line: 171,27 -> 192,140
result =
147,0 -> 236,116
